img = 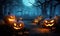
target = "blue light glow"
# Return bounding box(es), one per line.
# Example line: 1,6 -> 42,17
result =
22,0 -> 35,6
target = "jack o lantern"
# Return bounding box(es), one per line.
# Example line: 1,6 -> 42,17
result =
4,15 -> 16,25
12,21 -> 24,30
33,16 -> 43,24
44,19 -> 55,27
33,19 -> 39,24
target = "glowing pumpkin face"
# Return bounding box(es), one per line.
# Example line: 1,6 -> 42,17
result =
8,16 -> 16,21
44,19 -> 55,27
13,22 -> 24,30
5,15 -> 16,24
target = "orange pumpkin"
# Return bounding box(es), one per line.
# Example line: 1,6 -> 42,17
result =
12,22 -> 24,30
33,16 -> 43,24
44,19 -> 55,27
4,15 -> 16,25
33,19 -> 39,24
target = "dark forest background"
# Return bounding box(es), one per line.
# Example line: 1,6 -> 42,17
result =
0,0 -> 60,19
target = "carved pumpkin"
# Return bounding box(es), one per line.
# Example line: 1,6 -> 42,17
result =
13,21 -> 24,30
4,15 -> 16,25
33,19 -> 39,24
44,19 -> 55,27
32,16 -> 43,24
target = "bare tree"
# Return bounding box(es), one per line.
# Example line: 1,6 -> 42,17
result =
29,0 -> 52,17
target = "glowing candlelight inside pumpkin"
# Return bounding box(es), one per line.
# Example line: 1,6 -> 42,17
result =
13,22 -> 24,30
44,20 -> 54,27
14,23 -> 16,26
45,23 -> 54,27
8,16 -> 16,22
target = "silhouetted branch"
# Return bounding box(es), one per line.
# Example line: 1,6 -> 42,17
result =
37,0 -> 42,4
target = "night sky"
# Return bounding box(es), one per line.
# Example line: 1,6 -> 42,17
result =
0,0 -> 60,19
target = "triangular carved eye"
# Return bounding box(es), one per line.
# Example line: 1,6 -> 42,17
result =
14,23 -> 17,26
19,24 -> 22,26
45,20 -> 48,23
50,20 -> 54,23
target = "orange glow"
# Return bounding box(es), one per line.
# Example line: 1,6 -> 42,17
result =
13,23 -> 20,30
34,19 -> 39,23
19,24 -> 22,26
13,27 -> 21,30
44,20 -> 54,27
39,28 -> 50,33
45,20 -> 48,23
8,16 -> 16,22
45,23 -> 54,27
10,16 -> 15,18
8,18 -> 15,22
14,23 -> 17,26
32,28 -> 50,33
50,20 -> 54,23
7,16 -> 16,24
13,22 -> 24,30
